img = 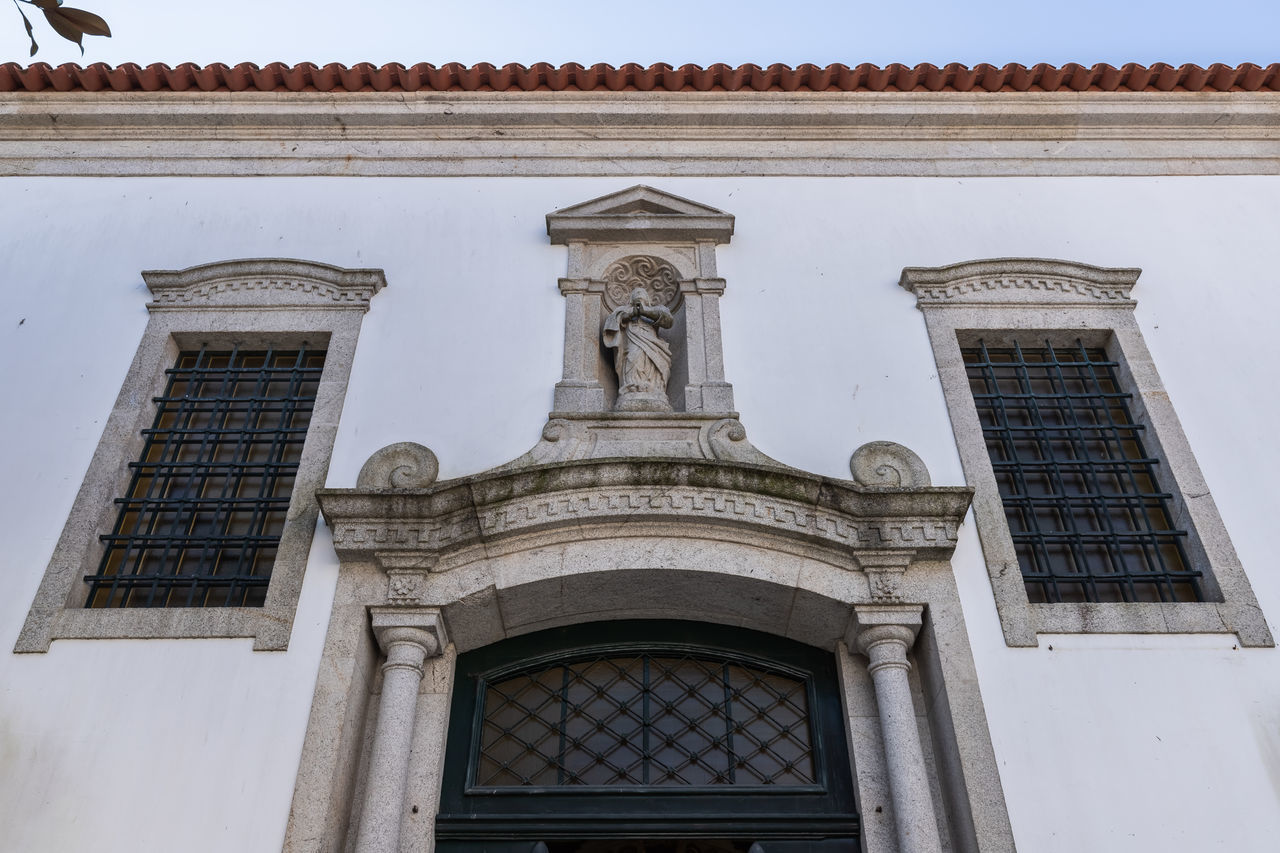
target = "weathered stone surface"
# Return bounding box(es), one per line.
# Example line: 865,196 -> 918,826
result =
357,442 -> 439,490
319,457 -> 972,568
852,441 -> 933,489
7,92 -> 1279,177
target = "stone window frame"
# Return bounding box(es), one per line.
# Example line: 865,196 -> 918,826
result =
14,259 -> 386,653
901,258 -> 1273,648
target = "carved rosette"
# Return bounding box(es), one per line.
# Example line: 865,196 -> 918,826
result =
602,255 -> 682,311
387,572 -> 427,605
868,572 -> 905,602
854,550 -> 915,604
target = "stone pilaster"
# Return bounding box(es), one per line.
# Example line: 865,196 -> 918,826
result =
354,608 -> 448,853
851,604 -> 942,853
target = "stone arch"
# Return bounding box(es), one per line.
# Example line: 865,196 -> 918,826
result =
291,453 -> 1000,853
438,560 -> 864,655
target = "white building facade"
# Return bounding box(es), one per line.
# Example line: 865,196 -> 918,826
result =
2,62 -> 1279,853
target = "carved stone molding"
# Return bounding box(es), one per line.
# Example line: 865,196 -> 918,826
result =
899,258 -> 1140,307
509,413 -> 774,468
143,258 -> 387,312
386,571 -> 429,604
319,458 -> 972,573
8,92 -> 1279,179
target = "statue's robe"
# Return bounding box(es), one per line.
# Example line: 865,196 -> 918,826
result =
603,305 -> 673,409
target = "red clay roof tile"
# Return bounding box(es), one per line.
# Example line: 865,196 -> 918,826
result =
1,62 -> 1277,93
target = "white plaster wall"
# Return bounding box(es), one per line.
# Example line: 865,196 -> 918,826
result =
1,175 -> 1279,852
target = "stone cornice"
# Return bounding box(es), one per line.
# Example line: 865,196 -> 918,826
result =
899,258 -> 1141,308
2,92 -> 1278,177
318,458 -> 972,568
143,258 -> 387,312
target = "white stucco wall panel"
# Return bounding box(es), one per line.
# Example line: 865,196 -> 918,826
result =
2,175 -> 1279,851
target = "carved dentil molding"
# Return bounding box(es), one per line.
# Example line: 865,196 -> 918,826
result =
899,258 -> 1141,307
143,258 -> 387,312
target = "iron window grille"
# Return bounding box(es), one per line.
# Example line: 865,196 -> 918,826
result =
438,622 -> 859,852
477,652 -> 816,789
85,345 -> 326,608
962,339 -> 1202,604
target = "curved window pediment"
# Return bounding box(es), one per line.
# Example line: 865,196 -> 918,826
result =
438,621 -> 859,852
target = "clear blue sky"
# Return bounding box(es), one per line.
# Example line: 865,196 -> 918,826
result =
3,0 -> 1277,68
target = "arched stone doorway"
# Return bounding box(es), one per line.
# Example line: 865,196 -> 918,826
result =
283,452 -> 1011,853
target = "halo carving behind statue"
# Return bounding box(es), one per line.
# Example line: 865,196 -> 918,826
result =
602,255 -> 682,311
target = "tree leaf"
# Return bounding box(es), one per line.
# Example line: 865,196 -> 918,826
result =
28,0 -> 63,10
57,6 -> 109,36
42,7 -> 84,53
14,2 -> 38,55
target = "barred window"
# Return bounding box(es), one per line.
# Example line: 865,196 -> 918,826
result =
85,345 -> 326,608
962,340 -> 1201,604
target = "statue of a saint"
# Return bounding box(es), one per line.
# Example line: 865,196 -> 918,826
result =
602,287 -> 675,411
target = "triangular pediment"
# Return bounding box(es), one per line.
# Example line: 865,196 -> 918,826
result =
547,185 -> 734,244
551,185 -> 729,218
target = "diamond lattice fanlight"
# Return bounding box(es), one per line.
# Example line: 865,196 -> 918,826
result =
477,653 -> 815,788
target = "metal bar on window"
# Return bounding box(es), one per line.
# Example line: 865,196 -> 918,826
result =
963,340 -> 1201,604
85,346 -> 326,608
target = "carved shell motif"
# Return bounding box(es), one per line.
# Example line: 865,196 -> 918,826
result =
602,255 -> 682,311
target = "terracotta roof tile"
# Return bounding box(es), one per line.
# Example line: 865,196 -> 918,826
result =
1,61 -> 1277,93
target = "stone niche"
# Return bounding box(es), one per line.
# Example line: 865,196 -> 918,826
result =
546,185 -> 735,415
